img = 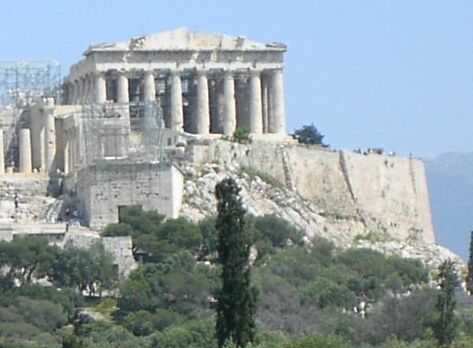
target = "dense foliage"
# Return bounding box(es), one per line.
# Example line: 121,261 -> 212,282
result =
0,202 -> 472,347
293,124 -> 326,146
232,128 -> 251,144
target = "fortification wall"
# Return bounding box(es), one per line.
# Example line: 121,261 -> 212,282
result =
187,140 -> 435,243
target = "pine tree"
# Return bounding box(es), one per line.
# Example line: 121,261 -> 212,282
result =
433,259 -> 458,346
215,178 -> 257,348
467,231 -> 473,295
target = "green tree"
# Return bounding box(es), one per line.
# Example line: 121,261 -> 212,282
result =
253,215 -> 304,249
0,237 -> 56,285
433,260 -> 458,346
104,209 -> 203,263
215,178 -> 257,348
293,124 -> 326,146
49,242 -> 116,296
467,230 -> 473,295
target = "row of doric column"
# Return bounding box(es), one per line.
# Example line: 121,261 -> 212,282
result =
65,69 -> 286,135
0,128 -> 34,175
0,111 -> 56,175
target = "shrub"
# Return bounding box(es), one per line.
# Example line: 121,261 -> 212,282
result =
254,215 -> 304,249
302,278 -> 356,309
233,128 -> 250,144
149,319 -> 217,348
199,216 -> 218,259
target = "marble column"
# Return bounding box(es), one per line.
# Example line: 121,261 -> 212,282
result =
95,74 -> 107,104
222,71 -> 236,136
235,78 -> 250,130
117,73 -> 129,104
69,82 -> 74,104
268,69 -> 286,134
73,81 -> 80,104
78,78 -> 85,104
64,137 -> 70,174
248,70 -> 263,134
261,74 -> 269,133
195,71 -> 210,135
84,76 -> 91,103
169,72 -> 184,131
0,129 -> 4,175
83,77 -> 89,104
19,129 -> 32,174
143,71 -> 156,102
45,110 -> 56,173
71,132 -> 76,171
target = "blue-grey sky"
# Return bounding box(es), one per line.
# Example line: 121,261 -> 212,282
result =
1,0 -> 472,156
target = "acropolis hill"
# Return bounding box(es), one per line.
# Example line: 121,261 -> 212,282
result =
0,28 -> 460,274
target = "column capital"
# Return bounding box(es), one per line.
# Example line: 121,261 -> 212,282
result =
143,70 -> 155,77
91,71 -> 106,78
222,70 -> 235,79
248,69 -> 262,77
269,67 -> 284,74
195,68 -> 209,77
112,69 -> 130,78
169,69 -> 183,77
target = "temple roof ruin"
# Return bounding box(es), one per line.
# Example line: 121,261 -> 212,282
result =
85,27 -> 287,54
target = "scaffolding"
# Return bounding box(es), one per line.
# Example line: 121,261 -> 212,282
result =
0,60 -> 62,106
79,101 -> 167,170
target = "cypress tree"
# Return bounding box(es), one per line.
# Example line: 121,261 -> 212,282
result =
433,259 -> 458,346
467,231 -> 473,295
215,178 -> 257,348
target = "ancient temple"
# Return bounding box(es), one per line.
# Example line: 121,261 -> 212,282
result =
0,29 -> 289,229
63,27 -> 287,136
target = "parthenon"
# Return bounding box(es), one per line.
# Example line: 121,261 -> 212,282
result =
63,27 -> 287,136
0,28 -> 289,228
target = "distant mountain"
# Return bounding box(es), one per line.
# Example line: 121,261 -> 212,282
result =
425,152 -> 473,259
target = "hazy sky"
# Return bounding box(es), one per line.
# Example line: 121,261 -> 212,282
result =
1,1 -> 472,157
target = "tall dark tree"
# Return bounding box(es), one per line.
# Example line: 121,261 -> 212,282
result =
467,230 -> 473,295
215,178 -> 257,348
433,259 -> 458,346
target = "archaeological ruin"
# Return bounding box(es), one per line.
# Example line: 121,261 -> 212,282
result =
0,28 -> 447,274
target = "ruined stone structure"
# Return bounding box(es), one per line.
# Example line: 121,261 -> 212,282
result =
0,28 -> 440,268
0,28 -> 290,229
63,27 -> 287,136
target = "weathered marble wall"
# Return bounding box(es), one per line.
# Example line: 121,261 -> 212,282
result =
76,161 -> 183,229
187,140 -> 435,244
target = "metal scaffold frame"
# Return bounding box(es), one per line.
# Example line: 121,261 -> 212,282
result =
0,60 -> 62,106
79,101 -> 167,170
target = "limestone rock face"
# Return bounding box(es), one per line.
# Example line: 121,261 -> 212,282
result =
179,155 -> 462,269
186,141 -> 435,244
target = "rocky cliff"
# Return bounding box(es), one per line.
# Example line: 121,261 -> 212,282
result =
180,140 -> 459,268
